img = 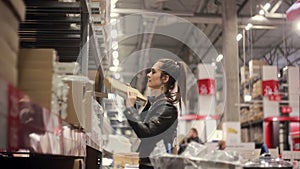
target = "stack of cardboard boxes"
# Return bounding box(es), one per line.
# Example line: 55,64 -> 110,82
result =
0,1 -> 25,86
18,48 -> 58,111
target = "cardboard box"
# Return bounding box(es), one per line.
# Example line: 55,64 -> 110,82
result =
0,62 -> 17,86
240,66 -> 249,84
65,80 -> 84,126
19,61 -> 54,70
18,48 -> 58,63
0,1 -> 21,31
18,81 -> 52,92
249,60 -> 266,78
5,0 -> 26,22
21,90 -> 52,110
0,38 -> 17,65
19,69 -> 53,82
113,153 -> 139,169
0,22 -> 19,53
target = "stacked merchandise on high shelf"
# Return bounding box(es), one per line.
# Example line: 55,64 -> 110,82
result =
240,59 -> 266,146
240,59 -> 300,154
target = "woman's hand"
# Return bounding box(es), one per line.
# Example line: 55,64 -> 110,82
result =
126,90 -> 137,107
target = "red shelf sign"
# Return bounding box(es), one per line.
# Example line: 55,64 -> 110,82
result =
197,79 -> 216,95
268,94 -> 282,102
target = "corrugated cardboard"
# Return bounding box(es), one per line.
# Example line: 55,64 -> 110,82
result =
65,81 -> 83,126
19,69 -> 53,82
0,1 -> 20,31
18,61 -> 53,70
5,0 -> 26,21
0,21 -> 19,52
19,81 -> 52,91
18,48 -> 57,63
0,38 -> 17,65
0,62 -> 17,86
249,60 -> 266,78
22,90 -> 52,110
113,153 -> 139,169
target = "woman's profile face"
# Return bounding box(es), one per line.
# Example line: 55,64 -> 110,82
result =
147,62 -> 163,89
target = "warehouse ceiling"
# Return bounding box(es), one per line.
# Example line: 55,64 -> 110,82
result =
108,0 -> 300,73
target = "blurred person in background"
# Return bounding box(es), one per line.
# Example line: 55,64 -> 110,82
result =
178,128 -> 203,154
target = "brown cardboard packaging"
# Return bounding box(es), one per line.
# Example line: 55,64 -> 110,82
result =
5,0 -> 26,21
0,21 -> 19,53
21,90 -> 52,110
65,81 -> 84,126
113,153 -> 139,169
0,62 -> 17,86
19,61 -> 53,70
18,48 -> 57,63
249,60 -> 266,78
0,38 -> 17,66
19,69 -> 53,82
19,81 -> 52,91
0,1 -> 20,31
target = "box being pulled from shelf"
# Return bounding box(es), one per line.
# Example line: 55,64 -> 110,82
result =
0,78 -> 63,155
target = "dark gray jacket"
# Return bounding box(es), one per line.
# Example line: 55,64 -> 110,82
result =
124,94 -> 178,165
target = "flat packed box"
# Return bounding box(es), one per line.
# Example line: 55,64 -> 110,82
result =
21,90 -> 52,110
65,80 -> 84,126
240,66 -> 249,84
0,62 -> 17,86
0,0 -> 25,31
19,69 -> 53,82
18,48 -> 57,63
249,60 -> 266,78
18,81 -> 52,91
0,38 -> 17,66
0,21 -> 19,53
113,152 -> 139,169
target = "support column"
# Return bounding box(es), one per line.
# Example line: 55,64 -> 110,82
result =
222,0 -> 240,122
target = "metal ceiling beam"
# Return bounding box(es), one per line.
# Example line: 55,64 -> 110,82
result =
112,8 -> 287,26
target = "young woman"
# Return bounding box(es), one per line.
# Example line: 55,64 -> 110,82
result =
124,58 -> 186,169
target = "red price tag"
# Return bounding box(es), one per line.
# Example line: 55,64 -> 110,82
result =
268,94 -> 281,102
281,106 -> 293,113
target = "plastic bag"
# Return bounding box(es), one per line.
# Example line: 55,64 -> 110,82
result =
181,141 -> 207,158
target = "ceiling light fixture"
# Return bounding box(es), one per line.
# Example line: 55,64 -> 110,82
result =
263,3 -> 271,11
111,41 -> 118,50
245,23 -> 253,30
113,59 -> 119,66
259,9 -> 265,15
216,54 -> 223,62
111,29 -> 118,38
110,0 -> 118,10
110,12 -> 119,18
236,33 -> 243,41
109,66 -> 118,72
112,51 -> 119,59
278,73 -> 281,78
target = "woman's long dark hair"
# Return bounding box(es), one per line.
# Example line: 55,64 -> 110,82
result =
158,59 -> 187,107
